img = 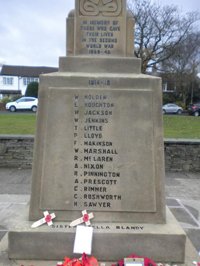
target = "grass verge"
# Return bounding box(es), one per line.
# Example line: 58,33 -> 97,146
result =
0,113 -> 199,139
163,115 -> 200,139
0,113 -> 36,135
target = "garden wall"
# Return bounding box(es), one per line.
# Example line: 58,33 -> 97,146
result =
0,135 -> 199,172
0,135 -> 34,168
164,139 -> 200,172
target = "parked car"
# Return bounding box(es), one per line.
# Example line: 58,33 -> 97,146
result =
6,97 -> 38,112
188,103 -> 200,116
162,103 -> 183,114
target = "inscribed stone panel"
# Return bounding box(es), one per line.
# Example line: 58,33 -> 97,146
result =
39,87 -> 156,213
74,0 -> 127,56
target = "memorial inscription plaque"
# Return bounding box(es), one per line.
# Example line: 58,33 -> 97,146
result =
40,88 -> 156,213
67,0 -> 133,56
75,0 -> 126,56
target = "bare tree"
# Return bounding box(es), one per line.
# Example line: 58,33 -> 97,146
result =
161,32 -> 200,106
128,0 -> 200,73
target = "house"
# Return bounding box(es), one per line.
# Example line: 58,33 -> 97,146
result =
146,69 -> 175,93
0,65 -> 58,99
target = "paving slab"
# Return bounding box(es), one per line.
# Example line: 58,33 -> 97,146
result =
166,198 -> 181,207
0,232 -> 6,242
0,168 -> 31,195
170,208 -> 199,227
165,178 -> 200,200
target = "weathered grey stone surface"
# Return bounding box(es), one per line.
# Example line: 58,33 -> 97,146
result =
28,2 -> 166,222
1,234 -> 199,265
8,209 -> 185,262
59,57 -> 141,73
29,68 -> 166,223
67,0 -> 134,56
7,0 -> 187,263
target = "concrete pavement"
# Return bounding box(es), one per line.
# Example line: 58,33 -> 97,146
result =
0,168 -> 200,265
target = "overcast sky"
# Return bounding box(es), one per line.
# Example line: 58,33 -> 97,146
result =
0,0 -> 199,67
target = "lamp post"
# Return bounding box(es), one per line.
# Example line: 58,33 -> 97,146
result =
191,80 -> 194,104
190,73 -> 200,104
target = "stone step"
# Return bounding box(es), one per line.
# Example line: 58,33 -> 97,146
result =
59,56 -> 141,74
8,209 -> 186,263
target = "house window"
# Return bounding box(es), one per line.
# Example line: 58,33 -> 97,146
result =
23,77 -> 39,86
3,77 -> 13,85
162,83 -> 168,92
162,82 -> 175,92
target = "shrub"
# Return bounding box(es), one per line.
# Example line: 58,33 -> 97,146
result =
0,97 -> 11,111
0,97 -> 11,105
175,101 -> 185,109
11,94 -> 22,101
25,82 -> 39,98
0,102 -> 5,111
163,93 -> 177,105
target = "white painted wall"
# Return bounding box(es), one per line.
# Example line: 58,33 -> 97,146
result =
0,75 -> 39,97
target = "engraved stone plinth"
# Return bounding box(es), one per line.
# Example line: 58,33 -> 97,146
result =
28,61 -> 166,223
9,209 -> 186,263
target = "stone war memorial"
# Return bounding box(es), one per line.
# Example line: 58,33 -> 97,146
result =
8,0 -> 186,264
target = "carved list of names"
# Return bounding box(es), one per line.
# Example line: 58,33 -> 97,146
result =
73,80 -> 122,210
40,86 -> 156,213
